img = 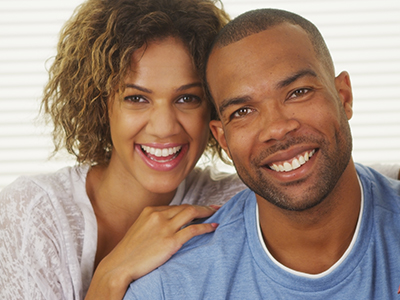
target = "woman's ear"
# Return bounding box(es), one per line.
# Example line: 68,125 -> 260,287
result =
210,120 -> 232,160
335,71 -> 353,120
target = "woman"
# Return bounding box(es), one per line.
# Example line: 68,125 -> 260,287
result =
0,0 -> 398,299
0,0 -> 245,299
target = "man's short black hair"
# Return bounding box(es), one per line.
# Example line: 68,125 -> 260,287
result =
205,8 -> 335,107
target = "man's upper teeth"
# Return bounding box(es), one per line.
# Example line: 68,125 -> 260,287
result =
270,150 -> 315,172
142,146 -> 181,157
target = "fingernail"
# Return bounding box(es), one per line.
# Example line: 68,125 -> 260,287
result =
211,223 -> 219,228
209,205 -> 222,210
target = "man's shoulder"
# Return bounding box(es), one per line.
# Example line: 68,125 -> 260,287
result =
124,189 -> 256,299
124,270 -> 166,299
356,163 -> 400,212
178,188 -> 254,253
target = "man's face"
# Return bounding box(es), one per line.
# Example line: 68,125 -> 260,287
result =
207,23 -> 354,211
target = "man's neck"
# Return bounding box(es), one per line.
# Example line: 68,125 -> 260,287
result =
257,163 -> 361,274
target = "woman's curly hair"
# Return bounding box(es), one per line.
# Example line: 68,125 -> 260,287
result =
41,0 -> 230,166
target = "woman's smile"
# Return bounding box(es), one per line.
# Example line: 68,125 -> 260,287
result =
135,143 -> 189,172
107,36 -> 210,194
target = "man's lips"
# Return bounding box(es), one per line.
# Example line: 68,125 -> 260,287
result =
268,149 -> 316,172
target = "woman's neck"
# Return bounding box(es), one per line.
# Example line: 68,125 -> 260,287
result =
86,164 -> 178,267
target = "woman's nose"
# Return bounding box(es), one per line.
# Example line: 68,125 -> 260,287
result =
146,104 -> 181,138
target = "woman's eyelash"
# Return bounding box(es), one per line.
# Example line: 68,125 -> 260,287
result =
124,95 -> 147,103
177,95 -> 201,103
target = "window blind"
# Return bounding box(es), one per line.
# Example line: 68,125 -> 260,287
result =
0,0 -> 399,189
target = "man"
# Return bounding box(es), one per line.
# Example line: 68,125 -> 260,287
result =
124,9 -> 400,299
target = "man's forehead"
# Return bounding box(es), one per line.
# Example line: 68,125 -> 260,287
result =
213,23 -> 310,57
206,24 -> 315,105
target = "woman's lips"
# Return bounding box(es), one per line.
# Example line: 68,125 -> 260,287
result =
136,144 -> 188,171
141,145 -> 182,162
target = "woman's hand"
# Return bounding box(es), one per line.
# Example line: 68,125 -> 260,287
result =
84,204 -> 220,300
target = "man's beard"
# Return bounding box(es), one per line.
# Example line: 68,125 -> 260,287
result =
234,120 -> 352,212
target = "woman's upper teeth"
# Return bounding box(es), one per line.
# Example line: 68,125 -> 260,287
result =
270,149 -> 315,172
141,145 -> 182,157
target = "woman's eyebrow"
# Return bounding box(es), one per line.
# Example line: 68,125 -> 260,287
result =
125,84 -> 152,93
125,82 -> 202,93
175,82 -> 202,92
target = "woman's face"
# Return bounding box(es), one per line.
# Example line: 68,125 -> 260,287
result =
108,37 -> 210,194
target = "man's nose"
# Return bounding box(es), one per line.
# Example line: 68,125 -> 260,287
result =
257,104 -> 300,143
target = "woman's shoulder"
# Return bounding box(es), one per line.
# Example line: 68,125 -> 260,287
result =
0,165 -> 95,299
182,165 -> 247,206
0,164 -> 91,231
1,165 -> 89,204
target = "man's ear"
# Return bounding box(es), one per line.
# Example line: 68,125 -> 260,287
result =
210,120 -> 232,160
335,71 -> 353,120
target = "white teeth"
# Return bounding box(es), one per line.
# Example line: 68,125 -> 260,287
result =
269,149 -> 316,173
283,162 -> 292,172
292,158 -> 300,169
141,145 -> 182,157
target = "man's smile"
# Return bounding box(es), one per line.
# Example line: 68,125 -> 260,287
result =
269,149 -> 316,172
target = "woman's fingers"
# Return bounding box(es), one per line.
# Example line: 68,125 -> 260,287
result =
109,204 -> 221,278
170,204 -> 220,229
158,205 -> 220,252
174,222 -> 219,245
140,204 -> 220,232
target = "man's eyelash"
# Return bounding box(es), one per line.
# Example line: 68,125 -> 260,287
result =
230,107 -> 252,119
289,88 -> 311,99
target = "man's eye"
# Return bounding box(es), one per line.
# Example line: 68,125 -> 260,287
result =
232,107 -> 252,118
124,95 -> 147,103
289,88 -> 310,99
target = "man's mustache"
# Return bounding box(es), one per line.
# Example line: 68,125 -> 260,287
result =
252,135 -> 325,166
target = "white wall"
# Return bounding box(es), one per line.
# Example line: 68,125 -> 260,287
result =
0,0 -> 399,189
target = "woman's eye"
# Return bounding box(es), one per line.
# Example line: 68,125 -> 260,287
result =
288,88 -> 310,99
176,95 -> 201,104
176,95 -> 202,108
232,107 -> 252,119
124,95 -> 147,103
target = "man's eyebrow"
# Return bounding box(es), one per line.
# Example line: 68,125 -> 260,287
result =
276,69 -> 318,90
218,96 -> 251,116
216,70 -> 318,116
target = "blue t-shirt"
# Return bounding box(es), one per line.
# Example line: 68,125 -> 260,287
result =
124,164 -> 400,299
